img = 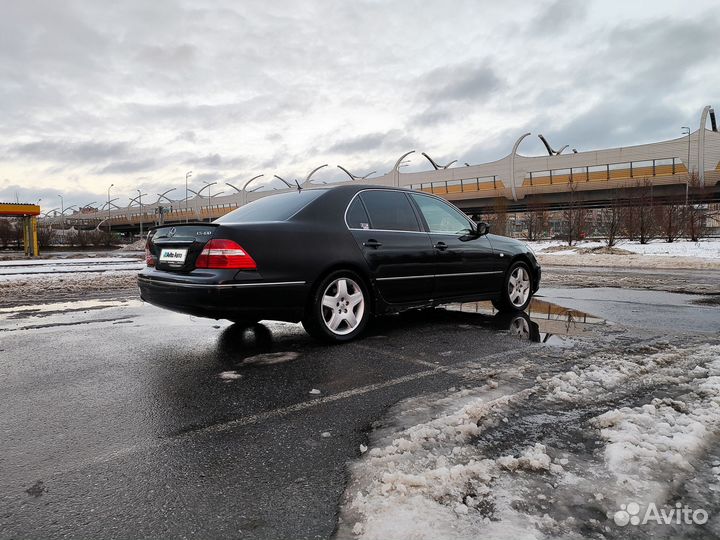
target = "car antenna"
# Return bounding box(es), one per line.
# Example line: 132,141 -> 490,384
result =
295,179 -> 302,192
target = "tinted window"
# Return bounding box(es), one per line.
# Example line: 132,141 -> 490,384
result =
346,197 -> 370,229
360,190 -> 420,232
215,190 -> 326,223
410,194 -> 472,234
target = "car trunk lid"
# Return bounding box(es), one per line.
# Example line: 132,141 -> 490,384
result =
147,223 -> 219,272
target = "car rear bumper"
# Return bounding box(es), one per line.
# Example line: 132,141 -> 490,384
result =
137,273 -> 308,322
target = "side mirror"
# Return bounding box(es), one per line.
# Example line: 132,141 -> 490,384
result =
475,221 -> 490,236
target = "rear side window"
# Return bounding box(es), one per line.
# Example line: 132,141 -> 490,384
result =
215,189 -> 326,223
346,197 -> 370,229
359,190 -> 420,232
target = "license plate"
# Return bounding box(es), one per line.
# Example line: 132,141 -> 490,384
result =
159,248 -> 188,264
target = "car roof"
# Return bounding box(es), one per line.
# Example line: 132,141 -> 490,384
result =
312,183 -> 414,195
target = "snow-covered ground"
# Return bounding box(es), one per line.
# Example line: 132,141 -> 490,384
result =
0,257 -> 144,276
339,341 -> 720,539
527,239 -> 720,259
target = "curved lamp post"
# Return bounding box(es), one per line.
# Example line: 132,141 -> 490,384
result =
107,184 -> 114,233
226,174 -> 265,205
304,164 -> 328,185
392,150 -> 415,187
421,152 -> 457,170
272,175 -> 295,189
337,166 -> 376,181
156,188 -> 176,204
129,189 -> 148,237
509,132 -> 531,202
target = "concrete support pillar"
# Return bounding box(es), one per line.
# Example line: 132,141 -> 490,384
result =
22,216 -> 39,256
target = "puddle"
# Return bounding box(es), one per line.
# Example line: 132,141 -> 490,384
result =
443,298 -> 607,345
0,299 -> 142,331
0,298 -> 140,322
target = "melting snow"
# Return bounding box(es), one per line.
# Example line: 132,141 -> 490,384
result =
338,343 -> 720,538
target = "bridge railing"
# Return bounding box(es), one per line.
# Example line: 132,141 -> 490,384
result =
408,175 -> 503,195
524,157 -> 687,187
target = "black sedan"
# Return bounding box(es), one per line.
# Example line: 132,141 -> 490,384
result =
138,185 -> 541,342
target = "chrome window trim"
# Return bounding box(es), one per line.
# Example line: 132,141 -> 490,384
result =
343,188 -> 423,233
344,188 -> 477,235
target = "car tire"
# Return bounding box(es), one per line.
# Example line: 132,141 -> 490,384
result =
492,261 -> 533,312
302,270 -> 371,342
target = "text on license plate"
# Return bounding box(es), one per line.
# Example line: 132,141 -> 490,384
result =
159,248 -> 188,264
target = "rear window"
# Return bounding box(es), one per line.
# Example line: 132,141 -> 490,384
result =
215,189 -> 326,223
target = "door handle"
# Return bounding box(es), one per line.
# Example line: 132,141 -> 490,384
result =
433,241 -> 448,251
363,239 -> 383,249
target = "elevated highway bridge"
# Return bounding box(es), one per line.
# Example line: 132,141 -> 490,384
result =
43,106 -> 720,232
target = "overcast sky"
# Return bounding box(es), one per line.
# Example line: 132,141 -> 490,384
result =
1,0 -> 719,209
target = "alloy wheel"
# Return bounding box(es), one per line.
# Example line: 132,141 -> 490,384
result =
508,266 -> 531,308
321,277 -> 365,335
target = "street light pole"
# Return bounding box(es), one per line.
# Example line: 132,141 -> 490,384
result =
107,184 -> 114,233
199,181 -> 217,222
58,194 -> 64,229
137,189 -> 144,238
185,171 -> 192,223
682,127 -> 691,207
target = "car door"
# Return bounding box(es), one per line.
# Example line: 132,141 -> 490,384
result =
408,193 -> 502,298
346,190 -> 435,304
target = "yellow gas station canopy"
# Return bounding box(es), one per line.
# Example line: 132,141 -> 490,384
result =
0,203 -> 41,217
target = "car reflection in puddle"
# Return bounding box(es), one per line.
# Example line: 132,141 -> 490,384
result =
442,298 -> 607,345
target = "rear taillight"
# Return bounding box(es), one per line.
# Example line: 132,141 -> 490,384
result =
145,243 -> 156,267
196,239 -> 257,269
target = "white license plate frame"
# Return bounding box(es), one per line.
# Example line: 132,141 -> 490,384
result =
159,248 -> 188,264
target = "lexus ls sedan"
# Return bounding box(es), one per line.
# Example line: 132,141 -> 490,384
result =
138,185 -> 541,342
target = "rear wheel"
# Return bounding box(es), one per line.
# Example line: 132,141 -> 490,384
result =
302,270 -> 370,342
492,261 -> 533,312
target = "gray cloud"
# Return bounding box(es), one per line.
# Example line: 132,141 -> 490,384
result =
325,130 -> 416,155
9,140 -> 131,163
421,62 -> 503,104
531,0 -> 588,34
97,158 -> 158,175
0,0 -> 718,202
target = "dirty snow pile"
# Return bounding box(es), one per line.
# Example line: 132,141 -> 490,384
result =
338,343 -> 720,539
528,239 -> 720,259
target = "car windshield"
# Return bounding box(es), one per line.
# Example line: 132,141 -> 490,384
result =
215,189 -> 327,223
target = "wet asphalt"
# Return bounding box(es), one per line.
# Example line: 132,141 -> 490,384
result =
0,287 -> 716,539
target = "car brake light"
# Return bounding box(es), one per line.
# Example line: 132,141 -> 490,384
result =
145,244 -> 156,267
196,239 -> 257,269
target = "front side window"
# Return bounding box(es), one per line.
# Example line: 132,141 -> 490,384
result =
410,193 -> 473,234
359,191 -> 420,232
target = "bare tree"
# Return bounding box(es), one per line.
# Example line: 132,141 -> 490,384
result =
635,178 -> 656,244
684,172 -> 711,241
0,218 -> 15,248
599,190 -> 622,247
37,225 -> 56,248
561,181 -> 587,246
489,197 -> 509,236
523,202 -> 549,241
656,203 -> 683,243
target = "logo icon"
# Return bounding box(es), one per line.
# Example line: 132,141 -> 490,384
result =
614,502 -> 641,526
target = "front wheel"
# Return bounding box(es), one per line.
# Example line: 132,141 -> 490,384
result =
492,261 -> 533,312
302,271 -> 370,342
